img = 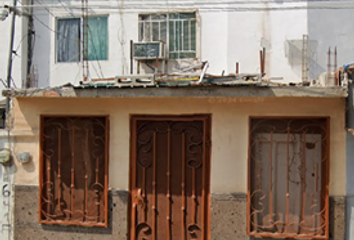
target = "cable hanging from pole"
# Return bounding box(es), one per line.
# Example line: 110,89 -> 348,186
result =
5,0 -> 17,123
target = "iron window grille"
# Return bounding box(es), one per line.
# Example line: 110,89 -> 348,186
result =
138,12 -> 197,59
39,116 -> 109,227
247,117 -> 329,239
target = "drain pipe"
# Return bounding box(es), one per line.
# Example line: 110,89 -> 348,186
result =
5,0 -> 18,119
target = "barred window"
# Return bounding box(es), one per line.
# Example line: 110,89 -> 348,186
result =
138,12 -> 196,59
248,117 -> 329,239
40,116 -> 109,227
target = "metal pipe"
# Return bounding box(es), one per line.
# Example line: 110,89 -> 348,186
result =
191,61 -> 209,85
327,47 -> 331,78
334,46 -> 338,85
155,55 -> 159,73
130,40 -> 133,74
6,0 -> 17,118
259,50 -> 263,76
82,0 -> 89,81
262,47 -> 266,76
334,47 -> 337,69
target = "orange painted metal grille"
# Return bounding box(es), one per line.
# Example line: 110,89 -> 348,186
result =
129,115 -> 211,240
39,116 -> 109,227
248,117 -> 329,239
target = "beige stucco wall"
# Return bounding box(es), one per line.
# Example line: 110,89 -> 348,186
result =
11,97 -> 346,196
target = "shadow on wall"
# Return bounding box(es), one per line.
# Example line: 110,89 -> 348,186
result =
284,39 -> 325,80
285,6 -> 354,81
307,5 -> 354,80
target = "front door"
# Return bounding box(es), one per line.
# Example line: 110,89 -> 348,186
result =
129,115 -> 211,240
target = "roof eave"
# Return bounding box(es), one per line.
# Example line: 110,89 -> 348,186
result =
2,85 -> 348,99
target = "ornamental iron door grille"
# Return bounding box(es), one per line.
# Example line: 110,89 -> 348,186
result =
39,116 -> 109,226
130,115 -> 211,240
247,117 -> 329,239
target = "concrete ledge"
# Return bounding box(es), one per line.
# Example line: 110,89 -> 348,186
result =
2,85 -> 348,99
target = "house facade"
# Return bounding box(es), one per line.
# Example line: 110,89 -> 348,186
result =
0,0 -> 353,240
3,85 -> 347,240
1,0 -> 354,88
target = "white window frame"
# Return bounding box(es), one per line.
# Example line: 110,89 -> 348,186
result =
55,15 -> 109,63
55,17 -> 81,63
138,14 -> 167,42
138,11 -> 199,60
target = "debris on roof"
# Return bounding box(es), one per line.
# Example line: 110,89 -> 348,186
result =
3,59 -> 351,101
81,60 -> 269,88
81,57 -> 353,89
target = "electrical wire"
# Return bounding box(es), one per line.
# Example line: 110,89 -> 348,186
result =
90,61 -> 104,80
8,32 -> 29,65
10,77 -> 17,89
36,0 -> 55,18
57,0 -> 76,18
58,0 -> 106,79
0,79 -> 8,88
37,0 -> 106,80
9,0 -> 354,87
13,32 -> 30,54
116,0 -> 128,75
42,53 -> 81,85
11,1 -> 354,11
31,13 -> 106,81
73,66 -> 82,86
33,0 -> 81,41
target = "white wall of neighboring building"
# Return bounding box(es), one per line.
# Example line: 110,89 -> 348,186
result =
0,0 -> 352,88
0,1 -> 351,240
26,0 -> 354,87
308,7 -> 354,79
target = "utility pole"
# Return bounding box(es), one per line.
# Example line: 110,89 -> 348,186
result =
6,0 -> 18,118
26,0 -> 34,88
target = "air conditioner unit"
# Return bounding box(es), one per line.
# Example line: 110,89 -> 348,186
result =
133,42 -> 165,60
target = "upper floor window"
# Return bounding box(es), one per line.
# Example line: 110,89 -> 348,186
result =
56,16 -> 108,63
138,12 -> 196,59
40,116 -> 109,227
248,117 -> 329,239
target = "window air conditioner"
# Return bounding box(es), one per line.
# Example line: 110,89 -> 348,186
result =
133,42 -> 165,60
